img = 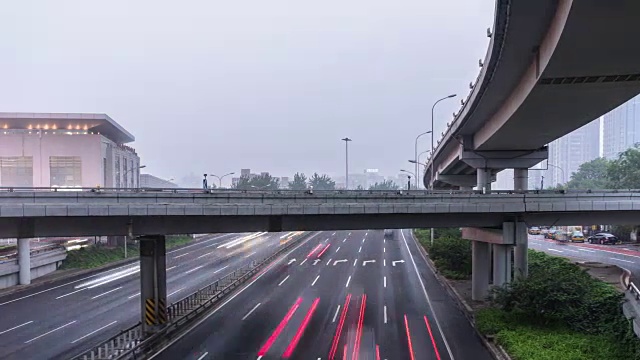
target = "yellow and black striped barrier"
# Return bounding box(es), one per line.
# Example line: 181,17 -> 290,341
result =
158,298 -> 168,324
145,298 -> 156,326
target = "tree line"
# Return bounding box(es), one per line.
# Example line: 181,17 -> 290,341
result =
232,172 -> 401,190
547,144 -> 640,190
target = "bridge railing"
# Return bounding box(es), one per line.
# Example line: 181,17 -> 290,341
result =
69,231 -> 313,360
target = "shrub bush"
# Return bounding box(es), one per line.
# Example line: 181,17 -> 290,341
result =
414,228 -> 471,279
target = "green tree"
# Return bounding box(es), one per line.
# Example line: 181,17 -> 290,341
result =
355,185 -> 365,190
233,173 -> 279,190
309,173 -> 336,190
566,157 -> 611,189
288,172 -> 308,190
369,180 -> 399,190
608,144 -> 640,189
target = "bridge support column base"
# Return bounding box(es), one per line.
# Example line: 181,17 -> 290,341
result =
514,169 -> 528,192
472,241 -> 490,301
513,222 -> 528,278
476,169 -> 492,194
492,244 -> 511,287
18,238 -> 30,285
140,235 -> 168,336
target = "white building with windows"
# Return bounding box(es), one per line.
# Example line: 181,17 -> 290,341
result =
0,112 -> 140,188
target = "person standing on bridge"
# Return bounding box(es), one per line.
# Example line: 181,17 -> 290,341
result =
203,174 -> 208,190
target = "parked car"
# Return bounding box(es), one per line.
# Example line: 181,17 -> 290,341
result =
587,233 -> 620,245
528,227 -> 541,235
545,229 -> 557,239
570,231 -> 585,243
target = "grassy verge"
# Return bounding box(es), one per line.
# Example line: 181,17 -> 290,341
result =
60,235 -> 195,270
413,228 -> 471,279
476,308 -> 630,360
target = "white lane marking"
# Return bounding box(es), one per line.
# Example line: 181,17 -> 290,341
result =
384,276 -> 387,288
345,276 -> 351,287
564,249 -> 579,253
313,259 -> 321,265
332,305 -> 341,322
197,352 -> 209,360
353,259 -> 358,267
288,259 -> 297,265
336,246 -> 341,253
578,248 -> 596,253
363,260 -> 376,266
548,249 -> 563,253
197,251 -> 215,259
326,258 -> 333,266
300,258 -> 308,266
56,288 -> 86,299
384,247 -> 386,253
362,238 -> 366,243
70,321 -> 117,343
128,292 -> 140,299
166,234 -> 228,253
167,266 -> 177,271
213,265 -> 230,274
334,259 -> 347,265
358,246 -> 362,253
343,238 -> 346,243
245,251 -> 257,258
365,232 -> 368,236
242,303 -> 262,320
278,275 -> 290,286
168,288 -> 185,297
149,232 -> 322,360
174,252 -> 190,259
611,257 -> 634,263
384,305 -> 387,324
383,239 -> 386,243
25,320 -> 77,343
312,275 -> 320,286
332,232 -> 336,236
348,232 -> 351,236
91,286 -> 123,300
0,321 -> 33,335
401,230 -> 455,359
185,265 -> 204,274
384,259 -> 386,267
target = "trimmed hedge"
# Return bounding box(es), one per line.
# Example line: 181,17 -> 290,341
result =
414,228 -> 471,279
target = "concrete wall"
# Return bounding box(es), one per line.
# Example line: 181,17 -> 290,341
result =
0,248 -> 66,289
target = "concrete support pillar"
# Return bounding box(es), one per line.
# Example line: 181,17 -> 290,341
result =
476,168 -> 491,194
472,241 -> 491,301
514,168 -> 528,192
18,238 -> 31,285
492,244 -> 511,287
514,222 -> 529,278
140,235 -> 168,335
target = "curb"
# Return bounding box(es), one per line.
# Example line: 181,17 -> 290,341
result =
0,235 -> 218,299
409,230 -> 512,360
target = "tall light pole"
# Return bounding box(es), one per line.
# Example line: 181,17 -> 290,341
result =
430,94 -> 457,190
342,138 -> 352,189
209,172 -> 235,188
123,164 -> 146,188
546,162 -> 566,186
414,131 -> 432,189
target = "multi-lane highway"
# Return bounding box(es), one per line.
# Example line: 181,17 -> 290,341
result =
529,235 -> 640,278
151,229 -> 493,360
0,232 -> 292,360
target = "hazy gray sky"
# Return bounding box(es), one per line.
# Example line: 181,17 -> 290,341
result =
0,0 -> 493,186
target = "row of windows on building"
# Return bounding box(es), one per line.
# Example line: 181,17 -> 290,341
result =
0,156 -> 138,188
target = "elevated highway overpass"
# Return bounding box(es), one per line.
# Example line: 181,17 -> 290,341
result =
425,0 -> 640,190
1,188 -> 640,237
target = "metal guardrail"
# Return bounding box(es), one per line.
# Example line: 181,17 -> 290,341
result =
3,186 -> 640,195
628,282 -> 640,301
70,232 -> 311,360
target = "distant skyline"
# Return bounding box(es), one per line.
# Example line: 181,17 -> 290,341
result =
0,1 -> 494,182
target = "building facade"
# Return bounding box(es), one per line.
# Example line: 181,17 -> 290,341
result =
0,113 -> 140,188
603,95 -> 640,159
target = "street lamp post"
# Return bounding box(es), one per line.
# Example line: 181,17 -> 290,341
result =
429,94 -> 456,247
342,138 -> 352,189
123,165 -> 146,189
546,162 -> 566,186
209,172 -> 235,188
400,169 -> 415,190
430,94 -> 457,190
414,131 -> 432,189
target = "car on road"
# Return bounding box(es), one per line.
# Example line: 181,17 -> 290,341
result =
545,229 -> 557,239
570,231 -> 585,243
587,233 -> 621,245
528,226 -> 541,235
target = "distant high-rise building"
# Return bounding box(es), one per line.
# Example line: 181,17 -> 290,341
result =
240,168 -> 251,177
603,95 -> 640,159
544,118 -> 600,187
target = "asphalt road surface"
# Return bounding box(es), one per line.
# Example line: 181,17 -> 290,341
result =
151,229 -> 493,360
529,235 -> 640,279
0,232 -> 291,360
